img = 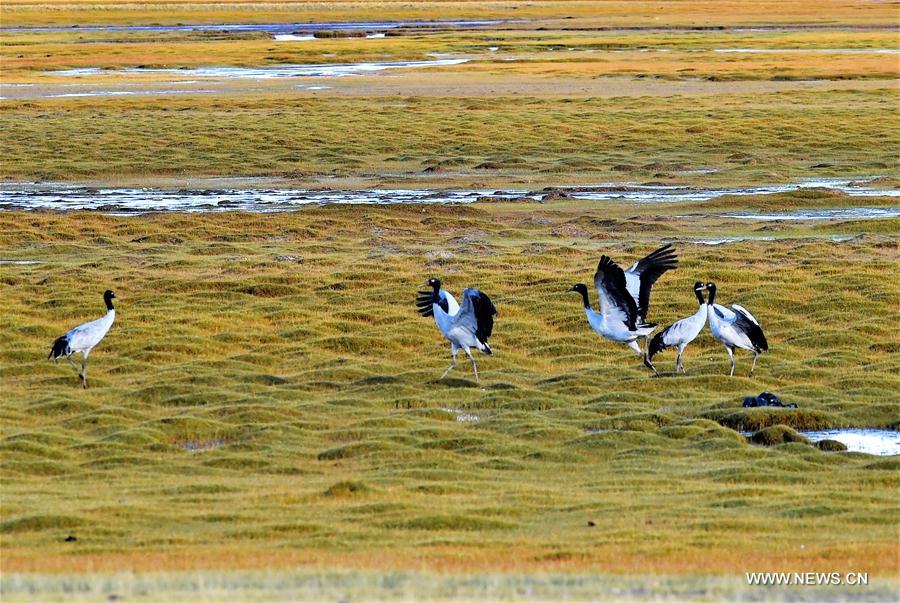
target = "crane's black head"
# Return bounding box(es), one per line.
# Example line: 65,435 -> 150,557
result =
426,277 -> 441,291
693,281 -> 706,304
103,290 -> 117,310
568,283 -> 590,308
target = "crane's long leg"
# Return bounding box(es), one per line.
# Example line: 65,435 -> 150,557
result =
643,354 -> 659,377
749,351 -> 759,378
81,351 -> 89,389
440,345 -> 459,380
464,347 -> 479,383
676,347 -> 684,374
66,354 -> 79,374
726,346 -> 735,377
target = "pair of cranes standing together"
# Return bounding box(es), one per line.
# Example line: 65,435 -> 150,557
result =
47,245 -> 767,389
418,244 -> 769,383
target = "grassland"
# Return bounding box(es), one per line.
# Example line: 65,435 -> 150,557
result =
1,194 -> 899,599
2,88 -> 898,185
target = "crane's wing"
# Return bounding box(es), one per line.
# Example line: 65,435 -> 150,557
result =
416,289 -> 459,317
732,304 -> 768,351
624,244 -> 678,321
731,304 -> 759,326
453,288 -> 497,344
594,255 -> 638,330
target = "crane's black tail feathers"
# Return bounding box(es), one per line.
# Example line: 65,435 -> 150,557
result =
647,329 -> 670,361
49,336 -> 70,361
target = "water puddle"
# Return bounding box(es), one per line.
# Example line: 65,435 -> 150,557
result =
2,20 -> 505,34
27,89 -> 217,99
693,235 -> 859,245
177,438 -> 227,453
0,259 -> 44,265
273,32 -> 385,41
48,59 -> 469,80
800,429 -> 899,456
722,208 -> 900,221
694,237 -> 774,245
0,179 -> 896,213
274,34 -> 315,41
713,48 -> 899,54
441,408 -> 481,423
742,429 -> 899,456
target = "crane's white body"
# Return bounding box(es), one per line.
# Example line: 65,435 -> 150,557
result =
650,296 -> 707,373
707,304 -> 756,352
584,306 -> 655,355
65,310 -> 115,354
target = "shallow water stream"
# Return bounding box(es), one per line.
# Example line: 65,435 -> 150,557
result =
49,58 -> 469,80
0,179 -> 896,214
1,20 -> 505,33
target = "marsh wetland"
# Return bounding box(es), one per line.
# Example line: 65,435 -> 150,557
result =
1,1 -> 898,601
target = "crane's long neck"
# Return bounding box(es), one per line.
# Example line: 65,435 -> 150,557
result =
105,298 -> 115,311
694,288 -> 706,306
707,286 -> 717,305
577,288 -> 591,310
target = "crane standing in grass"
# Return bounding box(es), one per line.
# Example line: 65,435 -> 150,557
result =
647,282 -> 709,375
48,290 -> 117,389
417,278 -> 497,383
705,281 -> 768,377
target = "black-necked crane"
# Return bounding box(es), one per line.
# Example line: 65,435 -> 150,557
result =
417,278 -> 497,383
705,281 -> 768,377
647,281 -> 708,374
48,290 -> 117,388
568,244 -> 678,375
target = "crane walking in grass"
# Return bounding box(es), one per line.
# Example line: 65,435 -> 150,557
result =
647,282 -> 708,374
416,278 -> 497,383
49,290 -> 117,389
705,282 -> 768,377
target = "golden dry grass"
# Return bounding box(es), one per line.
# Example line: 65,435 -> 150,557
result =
2,88 -> 898,184
2,0 -> 897,28
1,196 -> 898,586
